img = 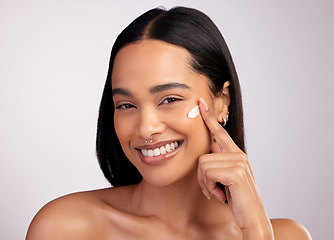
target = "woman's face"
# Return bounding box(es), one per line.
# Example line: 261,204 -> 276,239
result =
112,40 -> 223,187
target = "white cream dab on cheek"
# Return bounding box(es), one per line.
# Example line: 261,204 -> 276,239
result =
187,105 -> 199,119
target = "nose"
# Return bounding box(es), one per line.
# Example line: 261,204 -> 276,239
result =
137,107 -> 165,141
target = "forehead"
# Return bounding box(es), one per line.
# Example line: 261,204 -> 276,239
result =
111,40 -> 195,86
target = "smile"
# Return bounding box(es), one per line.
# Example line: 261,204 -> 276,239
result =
136,140 -> 183,165
141,141 -> 181,157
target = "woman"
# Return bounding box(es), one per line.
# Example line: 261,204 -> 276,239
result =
26,7 -> 311,239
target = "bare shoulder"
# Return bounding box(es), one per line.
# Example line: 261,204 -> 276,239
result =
271,218 -> 312,240
26,188 -> 120,240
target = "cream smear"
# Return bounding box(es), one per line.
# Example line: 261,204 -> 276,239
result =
187,105 -> 199,119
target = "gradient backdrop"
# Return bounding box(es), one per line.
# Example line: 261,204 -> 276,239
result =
1,0 -> 333,239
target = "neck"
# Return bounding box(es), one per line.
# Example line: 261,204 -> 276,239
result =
130,169 -> 223,228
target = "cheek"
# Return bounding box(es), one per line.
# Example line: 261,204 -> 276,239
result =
114,115 -> 122,138
163,107 -> 211,153
187,117 -> 212,154
114,113 -> 132,145
114,114 -> 139,164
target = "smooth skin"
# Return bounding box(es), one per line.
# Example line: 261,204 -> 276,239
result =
26,40 -> 311,240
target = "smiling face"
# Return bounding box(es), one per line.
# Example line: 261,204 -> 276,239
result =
111,40 -> 224,187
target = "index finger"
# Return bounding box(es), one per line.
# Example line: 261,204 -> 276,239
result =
198,98 -> 240,153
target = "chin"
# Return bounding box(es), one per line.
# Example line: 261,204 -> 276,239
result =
138,160 -> 199,188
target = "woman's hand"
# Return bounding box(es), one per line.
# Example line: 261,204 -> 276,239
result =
197,98 -> 274,240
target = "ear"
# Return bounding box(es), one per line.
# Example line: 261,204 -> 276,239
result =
213,81 -> 231,123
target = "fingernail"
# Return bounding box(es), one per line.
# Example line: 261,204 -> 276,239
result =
202,189 -> 212,199
199,98 -> 209,111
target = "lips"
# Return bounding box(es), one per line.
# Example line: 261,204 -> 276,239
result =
136,140 -> 183,165
141,141 -> 180,157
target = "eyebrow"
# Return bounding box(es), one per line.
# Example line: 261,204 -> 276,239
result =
111,88 -> 132,97
112,82 -> 191,97
150,82 -> 191,94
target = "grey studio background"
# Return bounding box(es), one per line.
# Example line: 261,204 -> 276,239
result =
1,0 -> 333,239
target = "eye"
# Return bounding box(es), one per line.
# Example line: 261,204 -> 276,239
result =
115,103 -> 136,109
160,96 -> 182,105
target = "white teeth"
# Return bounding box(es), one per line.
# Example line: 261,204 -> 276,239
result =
160,146 -> 166,154
141,141 -> 180,157
153,148 -> 160,156
147,150 -> 154,157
